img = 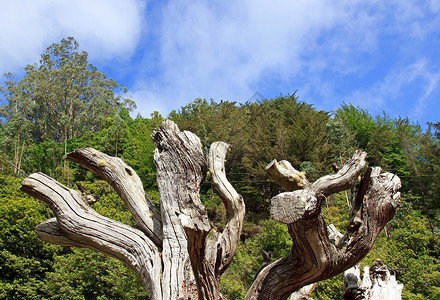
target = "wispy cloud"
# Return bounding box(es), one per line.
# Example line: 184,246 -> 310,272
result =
133,0 -> 440,116
347,59 -> 440,122
131,0 -> 355,113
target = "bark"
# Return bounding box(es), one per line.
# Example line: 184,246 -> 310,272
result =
20,121 -> 400,300
21,120 -> 244,300
289,283 -> 316,300
245,151 -> 401,300
265,159 -> 310,191
67,148 -> 163,247
21,172 -> 163,298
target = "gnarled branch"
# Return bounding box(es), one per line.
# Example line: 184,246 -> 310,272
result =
245,151 -> 401,300
21,173 -> 162,299
67,148 -> 162,247
207,141 -> 245,277
20,120 -> 399,300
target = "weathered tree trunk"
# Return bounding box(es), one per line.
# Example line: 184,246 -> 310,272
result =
20,120 -> 400,300
245,153 -> 401,300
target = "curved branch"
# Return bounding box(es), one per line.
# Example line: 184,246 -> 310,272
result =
67,148 -> 162,247
21,173 -> 162,299
246,152 -> 400,300
270,151 -> 367,224
336,168 -> 401,268
266,159 -> 310,191
309,150 -> 367,196
207,141 -> 245,277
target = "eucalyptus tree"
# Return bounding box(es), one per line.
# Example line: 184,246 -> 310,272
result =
0,37 -> 135,175
0,73 -> 33,175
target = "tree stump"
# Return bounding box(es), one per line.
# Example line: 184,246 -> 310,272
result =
21,120 -> 401,299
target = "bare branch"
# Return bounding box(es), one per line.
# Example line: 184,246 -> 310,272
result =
309,150 -> 367,196
207,141 -> 245,276
246,152 -> 400,300
21,173 -> 162,298
20,117 -> 400,300
337,168 -> 401,268
270,151 -> 367,224
67,148 -> 162,247
266,159 -> 310,191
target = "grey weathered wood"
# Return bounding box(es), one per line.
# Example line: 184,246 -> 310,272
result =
289,283 -> 316,300
206,141 -> 245,276
266,159 -> 310,191
244,152 -> 401,300
21,173 -> 162,299
67,148 -> 162,247
21,120 -> 401,300
22,120 -> 244,300
152,120 -> 205,299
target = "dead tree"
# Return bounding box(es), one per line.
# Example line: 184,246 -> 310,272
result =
20,120 -> 401,300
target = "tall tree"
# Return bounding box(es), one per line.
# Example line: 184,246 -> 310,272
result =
0,74 -> 33,175
0,37 -> 135,176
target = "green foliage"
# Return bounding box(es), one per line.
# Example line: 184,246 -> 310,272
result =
321,192 -> 349,233
80,180 -> 136,227
219,270 -> 246,300
45,249 -> 147,300
172,96 -> 334,214
118,114 -> 158,189
312,274 -> 344,300
0,175 -> 62,299
361,208 -> 440,299
219,219 -> 292,298
336,103 -> 375,150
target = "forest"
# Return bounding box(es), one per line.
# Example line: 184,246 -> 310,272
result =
0,38 -> 439,299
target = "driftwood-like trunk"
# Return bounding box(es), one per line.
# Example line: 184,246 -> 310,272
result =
246,154 -> 401,299
21,120 -> 400,299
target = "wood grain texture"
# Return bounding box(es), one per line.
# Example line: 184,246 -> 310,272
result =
20,120 -> 400,300
266,159 -> 310,191
207,141 -> 245,277
245,152 -> 401,300
21,173 -> 162,299
152,120 -> 207,299
67,148 -> 162,247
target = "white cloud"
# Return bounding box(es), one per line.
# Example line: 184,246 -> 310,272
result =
129,88 -> 173,118
347,60 -> 440,120
1,0 -> 439,124
0,0 -> 145,76
135,0 -> 438,116
133,0 -> 360,116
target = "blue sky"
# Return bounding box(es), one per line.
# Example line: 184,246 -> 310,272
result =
1,0 -> 439,126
